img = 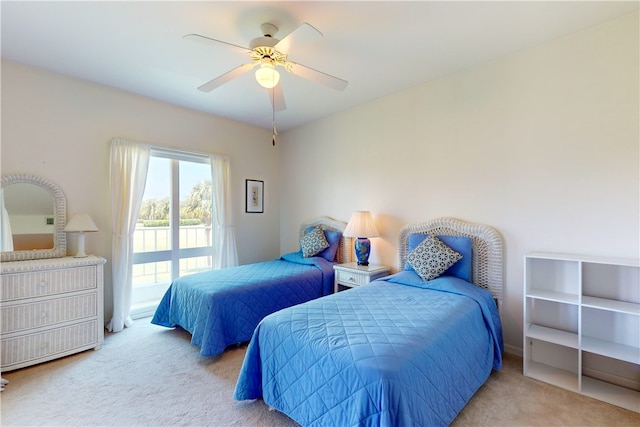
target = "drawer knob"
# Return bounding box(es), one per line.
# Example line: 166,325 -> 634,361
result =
348,276 -> 355,282
40,311 -> 48,319
40,280 -> 47,287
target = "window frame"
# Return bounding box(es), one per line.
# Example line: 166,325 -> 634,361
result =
131,148 -> 214,314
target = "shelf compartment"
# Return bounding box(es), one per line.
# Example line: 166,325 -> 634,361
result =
582,307 -> 639,359
526,257 -> 580,298
582,262 -> 639,304
581,376 -> 640,413
527,324 -> 579,349
525,360 -> 579,393
525,337 -> 579,393
582,336 -> 640,365
526,298 -> 578,334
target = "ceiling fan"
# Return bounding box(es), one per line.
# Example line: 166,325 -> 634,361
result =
185,22 -> 348,111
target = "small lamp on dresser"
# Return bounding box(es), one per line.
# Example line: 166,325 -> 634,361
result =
343,211 -> 380,266
64,213 -> 98,257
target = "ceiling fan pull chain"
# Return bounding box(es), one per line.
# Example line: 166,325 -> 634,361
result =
272,121 -> 277,146
272,87 -> 277,146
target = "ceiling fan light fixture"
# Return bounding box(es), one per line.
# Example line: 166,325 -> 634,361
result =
255,60 -> 280,89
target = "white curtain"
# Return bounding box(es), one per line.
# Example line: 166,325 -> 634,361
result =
210,154 -> 238,268
0,189 -> 14,252
107,138 -> 150,333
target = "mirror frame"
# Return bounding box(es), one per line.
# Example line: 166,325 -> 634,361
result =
1,173 -> 67,261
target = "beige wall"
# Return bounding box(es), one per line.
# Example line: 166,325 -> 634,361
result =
1,11 -> 637,355
1,62 -> 282,320
279,12 -> 639,354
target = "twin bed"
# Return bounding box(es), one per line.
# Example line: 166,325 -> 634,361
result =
151,216 -> 350,356
233,217 -> 504,426
153,216 -> 504,425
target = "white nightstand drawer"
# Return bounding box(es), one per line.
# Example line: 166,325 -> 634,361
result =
335,269 -> 369,286
333,262 -> 390,292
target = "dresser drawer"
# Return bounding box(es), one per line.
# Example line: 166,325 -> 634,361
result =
1,320 -> 98,369
335,269 -> 369,286
1,266 -> 97,302
1,293 -> 97,334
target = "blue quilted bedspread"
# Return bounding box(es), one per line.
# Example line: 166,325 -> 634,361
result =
234,272 -> 503,426
151,252 -> 335,356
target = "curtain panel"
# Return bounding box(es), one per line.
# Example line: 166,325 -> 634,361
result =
210,154 -> 238,269
1,189 -> 14,251
107,138 -> 150,333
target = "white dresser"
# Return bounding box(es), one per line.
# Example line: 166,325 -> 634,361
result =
1,255 -> 106,371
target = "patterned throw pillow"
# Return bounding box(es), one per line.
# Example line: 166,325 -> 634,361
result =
406,234 -> 463,281
300,225 -> 330,258
306,227 -> 343,262
404,234 -> 472,281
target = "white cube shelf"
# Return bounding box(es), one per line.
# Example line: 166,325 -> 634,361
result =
523,252 -> 640,413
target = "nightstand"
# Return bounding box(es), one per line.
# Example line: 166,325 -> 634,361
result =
333,262 -> 390,293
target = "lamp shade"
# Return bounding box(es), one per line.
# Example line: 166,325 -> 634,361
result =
64,213 -> 98,232
255,61 -> 280,89
343,211 -> 379,238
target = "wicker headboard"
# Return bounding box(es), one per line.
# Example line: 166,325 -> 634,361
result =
397,217 -> 503,311
299,216 -> 351,264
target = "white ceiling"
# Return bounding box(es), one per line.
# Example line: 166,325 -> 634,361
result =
2,1 -> 637,131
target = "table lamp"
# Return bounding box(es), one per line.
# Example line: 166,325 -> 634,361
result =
64,213 -> 98,257
343,211 -> 379,266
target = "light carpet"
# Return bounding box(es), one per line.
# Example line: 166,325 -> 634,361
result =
1,319 -> 638,426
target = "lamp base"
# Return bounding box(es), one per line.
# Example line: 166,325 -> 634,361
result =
354,237 -> 371,266
73,232 -> 88,258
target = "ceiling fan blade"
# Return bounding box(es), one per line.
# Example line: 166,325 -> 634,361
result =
184,33 -> 251,55
286,63 -> 348,91
197,63 -> 255,92
274,22 -> 322,54
268,84 -> 287,112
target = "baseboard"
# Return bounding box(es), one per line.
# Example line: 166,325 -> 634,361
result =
130,305 -> 158,320
504,343 -> 522,358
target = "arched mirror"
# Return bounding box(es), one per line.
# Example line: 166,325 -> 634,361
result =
1,173 -> 66,261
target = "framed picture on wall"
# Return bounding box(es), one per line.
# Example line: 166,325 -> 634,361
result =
245,179 -> 264,213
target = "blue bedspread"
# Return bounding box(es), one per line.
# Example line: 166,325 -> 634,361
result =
151,252 -> 335,356
234,272 -> 503,426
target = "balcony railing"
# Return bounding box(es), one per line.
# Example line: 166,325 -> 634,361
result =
131,224 -> 214,316
132,224 -> 213,286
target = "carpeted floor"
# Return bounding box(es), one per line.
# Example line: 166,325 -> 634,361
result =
1,319 -> 638,426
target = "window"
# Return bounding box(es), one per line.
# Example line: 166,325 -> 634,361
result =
130,149 -> 213,319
